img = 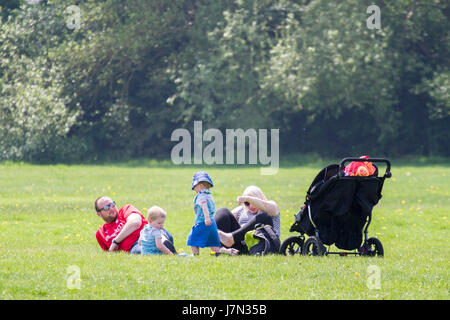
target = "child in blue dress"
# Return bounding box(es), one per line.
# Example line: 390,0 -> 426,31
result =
186,171 -> 223,255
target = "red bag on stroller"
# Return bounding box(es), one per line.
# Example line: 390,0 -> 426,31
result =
344,155 -> 376,177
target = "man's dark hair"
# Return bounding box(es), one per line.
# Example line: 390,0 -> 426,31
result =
94,196 -> 104,212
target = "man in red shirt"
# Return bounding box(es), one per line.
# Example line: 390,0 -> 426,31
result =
95,196 -> 148,253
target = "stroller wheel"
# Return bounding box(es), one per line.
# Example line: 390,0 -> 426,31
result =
364,237 -> 384,257
280,236 -> 304,256
302,236 -> 326,256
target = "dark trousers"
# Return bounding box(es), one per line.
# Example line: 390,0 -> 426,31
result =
214,207 -> 273,253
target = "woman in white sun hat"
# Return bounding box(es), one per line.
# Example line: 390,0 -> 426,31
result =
215,185 -> 280,254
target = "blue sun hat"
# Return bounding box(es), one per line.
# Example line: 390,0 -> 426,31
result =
191,171 -> 214,190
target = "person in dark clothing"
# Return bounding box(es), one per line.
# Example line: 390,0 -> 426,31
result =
215,186 -> 280,253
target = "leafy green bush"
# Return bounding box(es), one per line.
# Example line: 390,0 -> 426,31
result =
0,0 -> 448,162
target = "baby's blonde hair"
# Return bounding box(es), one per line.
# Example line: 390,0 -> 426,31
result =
147,205 -> 167,222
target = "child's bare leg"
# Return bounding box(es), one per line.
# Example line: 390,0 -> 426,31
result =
191,246 -> 199,255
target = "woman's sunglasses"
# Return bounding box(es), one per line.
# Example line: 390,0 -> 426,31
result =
244,201 -> 250,207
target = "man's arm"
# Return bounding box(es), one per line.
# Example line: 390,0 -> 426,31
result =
109,213 -> 142,251
96,228 -> 109,251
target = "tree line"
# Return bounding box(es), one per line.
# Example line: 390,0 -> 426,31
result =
0,0 -> 448,163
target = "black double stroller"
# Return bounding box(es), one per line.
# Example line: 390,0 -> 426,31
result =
280,157 -> 392,257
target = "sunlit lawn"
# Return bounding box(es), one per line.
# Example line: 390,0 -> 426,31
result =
0,162 -> 448,299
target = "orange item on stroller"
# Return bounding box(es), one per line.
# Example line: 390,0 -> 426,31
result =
344,155 -> 376,177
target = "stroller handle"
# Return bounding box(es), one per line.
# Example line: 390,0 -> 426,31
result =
339,157 -> 392,178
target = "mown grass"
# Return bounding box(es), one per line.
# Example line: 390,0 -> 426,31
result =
0,161 -> 448,299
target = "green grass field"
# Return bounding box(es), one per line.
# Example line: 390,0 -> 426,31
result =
0,161 -> 448,300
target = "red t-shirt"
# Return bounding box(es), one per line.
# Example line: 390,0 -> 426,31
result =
96,204 -> 148,252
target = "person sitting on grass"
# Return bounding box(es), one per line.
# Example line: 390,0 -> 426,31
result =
94,196 -> 173,254
215,186 -> 281,254
139,206 -> 176,255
